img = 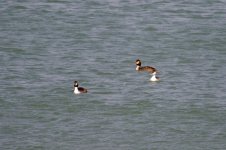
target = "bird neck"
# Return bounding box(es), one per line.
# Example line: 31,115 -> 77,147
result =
151,74 -> 156,79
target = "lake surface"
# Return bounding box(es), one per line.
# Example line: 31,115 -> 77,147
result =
1,0 -> 226,149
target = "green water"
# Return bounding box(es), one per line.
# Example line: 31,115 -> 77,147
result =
1,0 -> 226,149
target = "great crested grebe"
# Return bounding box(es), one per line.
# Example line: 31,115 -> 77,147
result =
135,59 -> 158,74
150,72 -> 160,82
74,81 -> 88,94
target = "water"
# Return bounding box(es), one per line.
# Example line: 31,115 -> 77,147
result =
1,0 -> 226,149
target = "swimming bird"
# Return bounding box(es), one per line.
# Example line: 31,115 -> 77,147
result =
135,59 -> 158,74
74,81 -> 88,94
150,72 -> 160,82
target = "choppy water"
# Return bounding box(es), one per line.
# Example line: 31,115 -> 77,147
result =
1,0 -> 226,149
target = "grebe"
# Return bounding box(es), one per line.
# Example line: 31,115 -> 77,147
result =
74,81 -> 88,94
135,59 -> 158,74
150,72 -> 160,82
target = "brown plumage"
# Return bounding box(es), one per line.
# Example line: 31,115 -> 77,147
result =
135,59 -> 158,74
78,87 -> 88,93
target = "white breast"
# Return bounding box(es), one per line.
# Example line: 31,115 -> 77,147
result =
74,87 -> 81,94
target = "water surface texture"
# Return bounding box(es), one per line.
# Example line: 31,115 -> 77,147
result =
1,0 -> 226,149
